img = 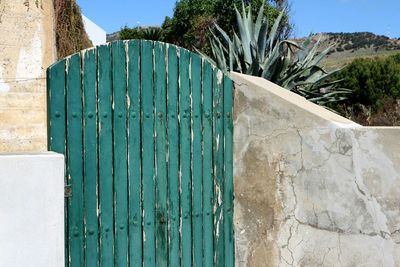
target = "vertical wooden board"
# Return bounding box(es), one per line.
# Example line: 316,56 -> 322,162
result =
141,40 -> 156,266
167,44 -> 180,267
223,76 -> 234,267
47,60 -> 66,153
66,53 -> 84,267
154,42 -> 168,267
47,60 -> 68,267
112,41 -> 128,267
190,53 -> 203,267
179,48 -> 192,267
97,44 -> 114,266
127,40 -> 143,266
202,60 -> 214,267
82,49 -> 99,267
213,68 -> 225,266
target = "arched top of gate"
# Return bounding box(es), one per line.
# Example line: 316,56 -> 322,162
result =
47,39 -> 231,84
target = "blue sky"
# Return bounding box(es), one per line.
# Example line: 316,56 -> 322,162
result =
291,0 -> 400,37
77,0 -> 400,38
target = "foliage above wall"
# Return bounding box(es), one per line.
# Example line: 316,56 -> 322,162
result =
204,3 -> 350,106
54,0 -> 92,58
116,0 -> 291,53
331,54 -> 400,126
119,26 -> 162,41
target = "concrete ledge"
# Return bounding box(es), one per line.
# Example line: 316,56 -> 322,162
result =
0,152 -> 64,267
231,72 -> 359,126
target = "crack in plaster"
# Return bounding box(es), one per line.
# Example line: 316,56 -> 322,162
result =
292,128 -> 394,241
233,79 -> 400,266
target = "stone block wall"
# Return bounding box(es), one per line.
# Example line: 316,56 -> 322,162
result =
0,0 -> 55,152
232,72 -> 400,266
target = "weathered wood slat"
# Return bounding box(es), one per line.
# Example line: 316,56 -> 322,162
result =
47,60 -> 66,153
213,68 -> 225,266
141,40 -> 156,266
154,41 -> 168,267
202,59 -> 214,267
82,48 -> 99,267
97,44 -> 114,266
191,53 -> 203,267
47,59 -> 68,267
48,40 -> 235,267
223,76 -> 234,267
112,41 -> 129,267
127,40 -> 143,266
179,48 -> 192,267
167,44 -> 180,267
66,53 -> 84,267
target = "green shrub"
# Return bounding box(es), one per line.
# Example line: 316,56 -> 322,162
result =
119,26 -> 162,41
119,26 -> 145,40
336,54 -> 400,110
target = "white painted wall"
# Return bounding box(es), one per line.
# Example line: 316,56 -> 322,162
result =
0,153 -> 64,267
82,15 -> 107,46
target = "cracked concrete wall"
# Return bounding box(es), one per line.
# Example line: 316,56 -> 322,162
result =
232,72 -> 400,267
0,0 -> 55,152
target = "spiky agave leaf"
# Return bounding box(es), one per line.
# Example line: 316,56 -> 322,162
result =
266,10 -> 284,54
143,27 -> 162,41
205,1 -> 351,106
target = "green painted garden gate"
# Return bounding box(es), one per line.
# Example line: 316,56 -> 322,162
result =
47,40 -> 234,266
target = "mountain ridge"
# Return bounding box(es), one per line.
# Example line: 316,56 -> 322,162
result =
292,32 -> 400,70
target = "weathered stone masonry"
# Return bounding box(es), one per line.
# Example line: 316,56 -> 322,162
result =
0,0 -> 55,152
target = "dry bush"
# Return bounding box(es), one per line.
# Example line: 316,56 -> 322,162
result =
339,99 -> 400,126
54,0 -> 92,58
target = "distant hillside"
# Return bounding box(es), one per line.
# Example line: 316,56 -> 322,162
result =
106,32 -> 120,42
293,32 -> 400,70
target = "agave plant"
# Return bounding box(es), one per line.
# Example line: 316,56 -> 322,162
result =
279,37 -> 352,105
201,2 -> 351,105
143,27 -> 162,41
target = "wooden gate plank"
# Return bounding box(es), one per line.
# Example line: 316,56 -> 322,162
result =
154,41 -> 168,267
213,68 -> 225,266
127,40 -> 143,266
141,40 -> 156,266
223,76 -> 234,267
112,41 -> 129,267
191,53 -> 203,267
179,48 -> 192,267
82,48 -> 99,267
167,44 -> 180,267
66,53 -> 84,267
48,40 -> 235,267
202,60 -> 214,267
97,44 -> 114,266
47,59 -> 67,266
47,60 -> 66,153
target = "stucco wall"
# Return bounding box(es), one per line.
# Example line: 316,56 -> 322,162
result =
0,0 -> 55,152
0,153 -> 64,267
232,72 -> 400,267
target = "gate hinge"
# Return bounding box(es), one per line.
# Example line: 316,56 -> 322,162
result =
64,185 -> 72,198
